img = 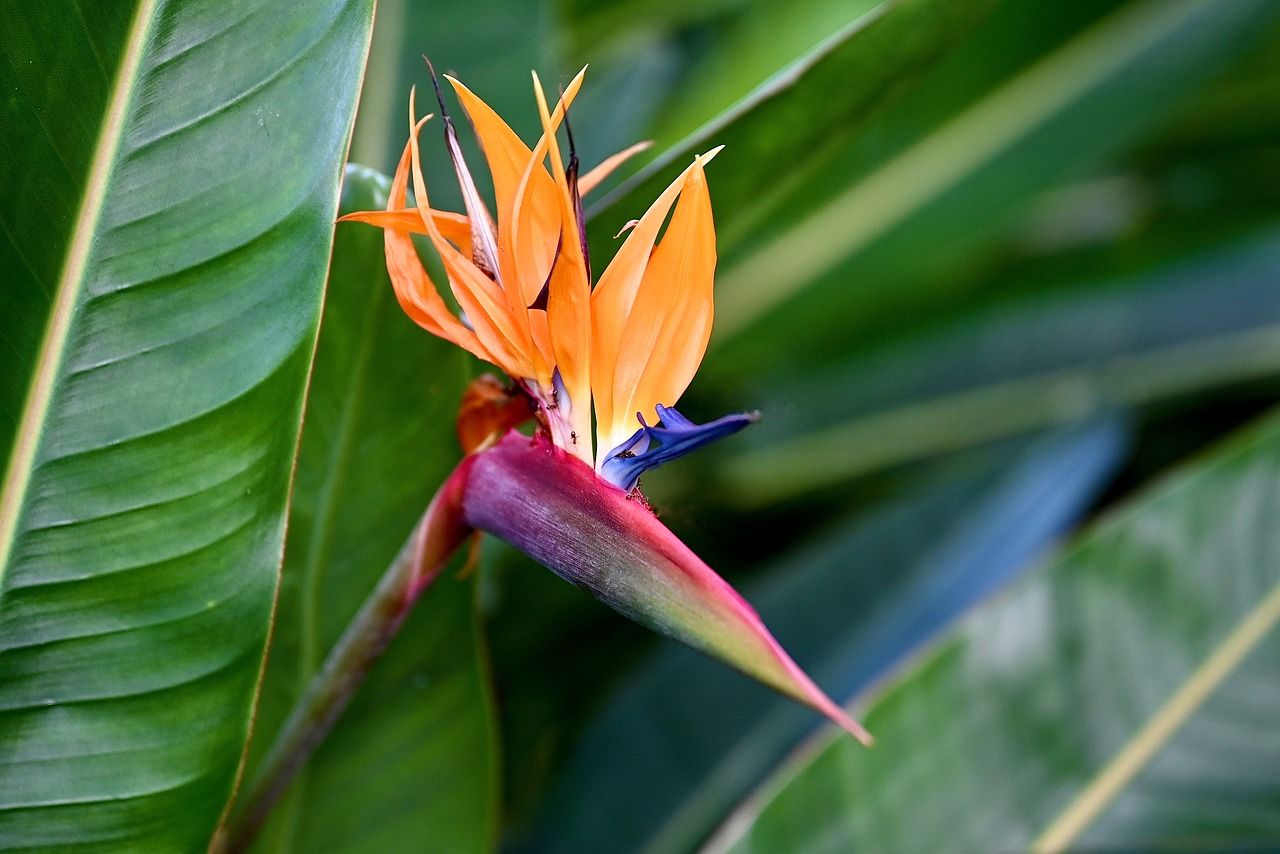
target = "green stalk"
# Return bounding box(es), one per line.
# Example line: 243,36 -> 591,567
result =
214,467 -> 473,853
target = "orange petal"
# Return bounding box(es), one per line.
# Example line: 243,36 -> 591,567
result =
531,70 -> 593,463
447,75 -> 564,311
408,89 -> 534,379
591,148 -> 722,457
447,74 -> 584,389
338,208 -> 473,257
381,128 -> 491,364
615,158 -> 717,438
578,140 -> 653,196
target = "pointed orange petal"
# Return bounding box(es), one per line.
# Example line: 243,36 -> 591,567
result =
578,140 -> 653,196
508,68 -> 586,304
407,89 -> 534,379
591,148 -> 722,457
615,158 -> 717,435
531,70 -> 593,463
445,75 -> 563,385
338,208 -> 473,256
381,130 -> 491,364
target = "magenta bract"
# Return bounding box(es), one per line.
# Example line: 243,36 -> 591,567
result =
455,431 -> 871,744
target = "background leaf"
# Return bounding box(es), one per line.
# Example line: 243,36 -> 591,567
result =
709,408 -> 1280,852
238,167 -> 497,852
702,0 -> 1274,375
514,420 -> 1128,853
0,0 -> 373,848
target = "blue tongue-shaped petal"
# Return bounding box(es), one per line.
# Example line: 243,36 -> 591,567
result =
601,405 -> 758,491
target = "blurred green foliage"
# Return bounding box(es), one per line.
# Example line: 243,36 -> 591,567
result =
310,0 -> 1280,850
6,0 -> 1279,850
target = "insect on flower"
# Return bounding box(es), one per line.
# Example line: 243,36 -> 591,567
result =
339,64 -> 872,745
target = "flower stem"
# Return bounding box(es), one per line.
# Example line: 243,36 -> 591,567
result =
214,465 -> 473,852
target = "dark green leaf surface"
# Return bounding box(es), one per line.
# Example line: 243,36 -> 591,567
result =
586,0 -> 999,251
704,0 -> 1276,378
518,422 -> 1126,854
0,1 -> 373,848
710,408 -> 1280,852
240,167 -> 495,852
719,223 -> 1280,503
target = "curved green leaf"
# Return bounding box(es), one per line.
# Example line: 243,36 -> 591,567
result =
710,408 -> 1280,852
704,0 -> 1276,377
0,1 -> 373,848
238,167 -> 496,852
720,223 -> 1280,503
586,0 -> 998,244
518,422 -> 1126,854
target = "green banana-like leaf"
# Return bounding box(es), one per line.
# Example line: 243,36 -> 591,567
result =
703,0 -> 1276,378
720,223 -> 1280,503
517,422 -> 1126,854
238,167 -> 496,852
709,407 -> 1280,852
0,1 -> 373,848
586,0 -> 998,249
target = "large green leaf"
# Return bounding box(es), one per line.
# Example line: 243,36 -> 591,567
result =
718,223 -> 1280,503
702,0 -> 1276,379
349,0 -> 557,203
710,407 -> 1280,852
517,421 -> 1126,854
0,1 -> 373,848
586,0 -> 999,248
237,167 -> 496,852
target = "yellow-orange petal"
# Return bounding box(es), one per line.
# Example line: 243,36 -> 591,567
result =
613,157 -> 716,440
591,148 -> 722,457
578,140 -> 653,196
381,128 -> 491,364
338,208 -> 473,257
446,75 -> 564,312
531,70 -> 593,463
407,89 -> 534,379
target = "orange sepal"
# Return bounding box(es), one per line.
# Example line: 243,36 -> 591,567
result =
614,157 -> 717,433
381,126 -> 491,364
578,140 -> 653,196
339,208 -> 474,257
407,89 -> 534,379
456,374 -> 536,454
591,148 -> 722,455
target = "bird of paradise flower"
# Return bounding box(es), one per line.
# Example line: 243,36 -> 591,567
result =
339,65 -> 872,745
220,63 -> 872,853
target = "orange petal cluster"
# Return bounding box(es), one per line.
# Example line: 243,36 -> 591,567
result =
339,68 -> 718,470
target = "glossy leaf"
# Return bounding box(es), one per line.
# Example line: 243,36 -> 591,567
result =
517,421 -> 1127,854
0,1 -> 373,848
587,0 -> 999,249
719,223 -> 1280,503
703,0 -> 1277,377
710,408 -> 1280,852
239,167 -> 495,852
349,0 -> 557,203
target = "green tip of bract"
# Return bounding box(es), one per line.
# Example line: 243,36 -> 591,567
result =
453,431 -> 872,744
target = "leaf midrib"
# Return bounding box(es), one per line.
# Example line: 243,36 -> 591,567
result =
1031,579 -> 1280,852
0,0 -> 161,578
712,0 -> 1208,340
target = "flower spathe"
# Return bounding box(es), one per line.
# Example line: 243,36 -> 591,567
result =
340,68 -> 871,744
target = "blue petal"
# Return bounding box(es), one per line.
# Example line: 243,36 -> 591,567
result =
601,405 -> 759,490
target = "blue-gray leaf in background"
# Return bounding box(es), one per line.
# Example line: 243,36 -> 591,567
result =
516,418 -> 1129,854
